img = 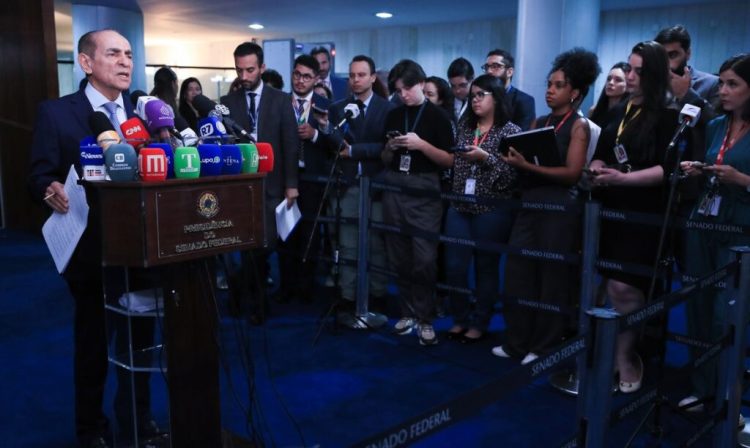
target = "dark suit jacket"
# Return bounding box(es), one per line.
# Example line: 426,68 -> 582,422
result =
325,94 -> 395,184
220,84 -> 300,243
28,88 -> 136,277
329,75 -> 349,102
506,86 -> 536,131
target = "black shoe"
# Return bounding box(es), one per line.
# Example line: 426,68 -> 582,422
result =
80,436 -> 109,448
446,329 -> 467,341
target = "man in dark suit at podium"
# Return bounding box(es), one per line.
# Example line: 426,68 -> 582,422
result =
28,29 -> 160,448
483,49 -> 536,130
221,42 -> 300,323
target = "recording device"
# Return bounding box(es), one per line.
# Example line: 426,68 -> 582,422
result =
79,144 -> 106,181
256,142 -> 275,173
133,92 -> 160,121
120,117 -> 151,150
192,94 -> 253,142
104,143 -> 138,181
237,143 -> 259,173
386,130 -> 402,139
173,146 -> 201,178
197,144 -> 223,177
88,111 -> 120,150
221,144 -> 243,175
312,95 -> 330,115
142,99 -> 175,143
130,90 -> 149,111
198,116 -> 228,141
138,147 -> 168,182
449,145 -> 469,153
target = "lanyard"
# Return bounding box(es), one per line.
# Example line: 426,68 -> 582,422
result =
473,126 -> 492,147
716,117 -> 749,165
616,101 -> 642,144
545,109 -> 574,134
404,101 -> 427,134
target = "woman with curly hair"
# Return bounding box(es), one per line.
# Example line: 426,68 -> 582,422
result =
493,48 -> 600,364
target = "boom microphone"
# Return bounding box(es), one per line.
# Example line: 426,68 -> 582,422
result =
174,115 -> 199,146
667,103 -> 702,152
335,102 -> 361,128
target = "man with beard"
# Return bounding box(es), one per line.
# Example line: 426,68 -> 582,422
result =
483,49 -> 536,130
221,42 -> 300,324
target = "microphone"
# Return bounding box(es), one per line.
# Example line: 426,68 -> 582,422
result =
133,92 -> 158,121
145,143 -> 174,178
120,117 -> 150,150
88,111 -> 120,150
193,94 -> 253,142
138,147 -> 168,181
173,146 -> 201,178
80,144 -> 106,181
198,116 -> 228,142
237,143 -> 259,173
142,99 -> 176,141
197,144 -> 223,177
335,103 -> 361,128
104,143 -> 138,181
174,115 -> 199,146
130,90 -> 149,110
256,142 -> 275,173
667,103 -> 702,152
221,144 -> 243,175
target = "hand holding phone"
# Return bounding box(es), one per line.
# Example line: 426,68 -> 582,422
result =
386,130 -> 402,139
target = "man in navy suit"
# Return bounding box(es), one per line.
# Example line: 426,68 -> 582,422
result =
311,46 -> 349,102
220,42 -> 300,323
28,29 -> 158,448
277,54 -> 331,302
324,54 -> 395,310
484,49 -> 536,130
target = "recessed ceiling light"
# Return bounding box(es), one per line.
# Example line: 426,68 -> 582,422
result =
248,23 -> 264,30
375,12 -> 393,19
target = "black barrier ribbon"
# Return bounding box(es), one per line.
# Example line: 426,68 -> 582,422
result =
369,220 -> 581,265
596,257 -> 666,279
681,409 -> 724,447
370,180 -> 582,214
370,264 -> 576,317
350,335 -> 586,448
666,332 -> 714,350
600,206 -> 750,236
619,261 -> 738,332
610,387 -> 659,425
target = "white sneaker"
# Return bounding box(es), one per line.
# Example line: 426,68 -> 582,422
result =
491,345 -> 511,358
521,353 -> 539,365
393,318 -> 416,335
678,395 -> 704,413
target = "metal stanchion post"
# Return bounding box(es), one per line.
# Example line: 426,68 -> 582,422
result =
551,200 -> 600,396
578,307 -> 619,448
340,176 -> 387,329
713,247 -> 750,447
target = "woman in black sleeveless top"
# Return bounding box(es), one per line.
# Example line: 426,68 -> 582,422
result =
492,49 -> 600,364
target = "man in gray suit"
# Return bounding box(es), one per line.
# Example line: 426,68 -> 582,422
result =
221,41 -> 300,323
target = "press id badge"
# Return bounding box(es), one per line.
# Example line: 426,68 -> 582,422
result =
613,143 -> 629,164
697,192 -> 722,216
464,178 -> 476,195
399,154 -> 411,172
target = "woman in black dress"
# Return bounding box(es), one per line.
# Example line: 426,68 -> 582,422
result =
588,41 -> 681,393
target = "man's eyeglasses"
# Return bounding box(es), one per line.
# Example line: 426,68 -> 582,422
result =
481,63 -> 506,72
292,71 -> 315,82
470,90 -> 492,101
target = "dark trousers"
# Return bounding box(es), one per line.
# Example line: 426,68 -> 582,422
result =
503,187 -> 581,357
278,180 -> 325,300
444,205 -> 515,332
383,171 -> 443,323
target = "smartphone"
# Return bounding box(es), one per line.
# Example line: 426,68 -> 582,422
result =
386,130 -> 402,139
582,167 -> 598,176
450,145 -> 469,153
690,161 -> 712,168
672,60 -> 687,76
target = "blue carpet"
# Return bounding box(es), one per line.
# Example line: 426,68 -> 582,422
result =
0,229 -> 741,447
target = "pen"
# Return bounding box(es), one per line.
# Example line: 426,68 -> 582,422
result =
43,192 -> 56,201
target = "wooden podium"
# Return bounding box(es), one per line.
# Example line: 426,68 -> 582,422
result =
85,173 -> 265,447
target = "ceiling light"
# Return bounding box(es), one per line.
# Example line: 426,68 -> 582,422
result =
375,12 -> 393,19
248,23 -> 264,30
